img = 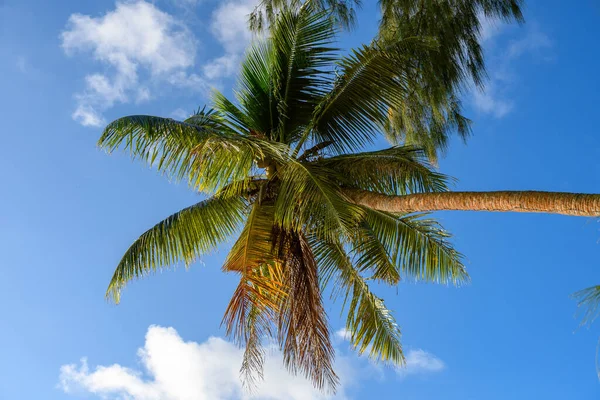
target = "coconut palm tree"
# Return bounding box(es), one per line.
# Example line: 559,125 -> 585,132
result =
98,2 -> 600,392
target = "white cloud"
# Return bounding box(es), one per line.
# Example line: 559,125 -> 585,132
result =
471,85 -> 513,118
61,1 -> 205,126
72,105 -> 106,127
335,328 -> 351,341
59,325 -> 355,400
507,24 -> 552,59
334,328 -> 445,378
399,349 -> 445,376
204,0 -> 258,80
170,108 -> 191,120
471,22 -> 553,118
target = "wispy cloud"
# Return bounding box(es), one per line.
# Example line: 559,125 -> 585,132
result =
334,328 -> 445,377
335,328 -> 352,341
471,20 -> 553,118
170,107 -> 192,120
61,1 -> 207,127
399,349 -> 445,376
59,325 -> 354,400
203,0 -> 258,80
16,56 -> 29,73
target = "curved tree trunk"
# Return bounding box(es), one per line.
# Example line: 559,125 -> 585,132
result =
344,189 -> 600,217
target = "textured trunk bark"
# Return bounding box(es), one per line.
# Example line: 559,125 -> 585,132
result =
344,189 -> 600,217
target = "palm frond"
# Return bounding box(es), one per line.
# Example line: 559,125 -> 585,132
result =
351,223 -> 401,284
311,237 -> 404,365
275,229 -> 338,391
269,3 -> 338,143
234,40 -> 277,135
573,285 -> 600,327
385,93 -> 472,163
275,159 -> 362,240
315,146 -> 450,195
99,114 -> 289,194
361,208 -> 469,285
249,0 -> 360,32
106,194 -> 247,303
307,38 -> 437,154
222,203 -> 285,375
379,0 -> 524,88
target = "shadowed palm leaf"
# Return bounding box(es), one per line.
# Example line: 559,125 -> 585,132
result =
251,0 -> 523,161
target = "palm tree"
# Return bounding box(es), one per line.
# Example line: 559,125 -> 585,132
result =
98,3 -> 600,392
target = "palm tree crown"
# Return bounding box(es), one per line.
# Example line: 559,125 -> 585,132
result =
99,3 -> 469,391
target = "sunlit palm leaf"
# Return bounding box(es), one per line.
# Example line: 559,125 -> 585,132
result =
270,2 -> 337,143
222,203 -> 288,388
106,194 -> 247,303
99,114 -> 288,194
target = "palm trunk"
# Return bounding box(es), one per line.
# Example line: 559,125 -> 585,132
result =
344,189 -> 600,217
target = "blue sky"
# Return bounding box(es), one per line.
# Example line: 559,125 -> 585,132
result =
1,0 -> 600,398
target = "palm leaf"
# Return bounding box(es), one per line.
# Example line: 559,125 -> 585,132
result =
222,203 -> 285,381
573,286 -> 600,327
269,3 -> 338,143
311,236 -> 405,365
106,194 -> 247,303
275,229 -> 338,391
362,207 -> 468,285
99,114 -> 289,194
275,159 -> 362,240
315,145 -> 450,195
306,38 -> 437,154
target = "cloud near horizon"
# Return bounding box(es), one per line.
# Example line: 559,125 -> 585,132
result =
59,325 -> 356,400
59,326 -> 445,400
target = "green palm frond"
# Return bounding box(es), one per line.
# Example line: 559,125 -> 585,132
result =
352,223 -> 401,284
275,159 -> 362,240
270,3 -> 338,143
307,38 -> 437,154
315,146 -> 450,195
312,237 -> 404,364
99,114 -> 289,194
234,41 -> 276,135
361,208 -> 468,285
379,0 -> 523,88
572,285 -> 600,379
573,286 -> 600,327
385,92 -> 472,163
106,194 -> 248,303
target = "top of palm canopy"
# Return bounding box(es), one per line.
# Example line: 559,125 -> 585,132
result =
95,2 -> 501,393
250,0 -> 524,161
